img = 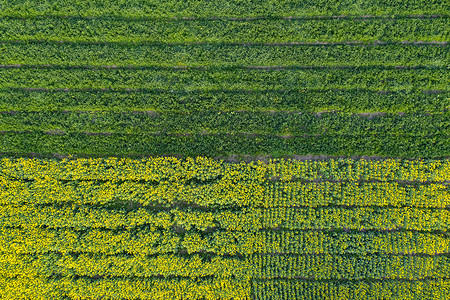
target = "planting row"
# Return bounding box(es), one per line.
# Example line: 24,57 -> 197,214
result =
1,179 -> 448,208
1,252 -> 448,280
1,0 -> 446,18
1,18 -> 447,43
2,204 -> 448,231
0,67 -> 447,91
2,157 -> 449,183
2,43 -> 448,67
253,279 -> 450,300
2,276 -> 448,300
0,276 -> 249,300
0,89 -> 447,113
1,111 -> 448,136
0,131 -> 447,157
2,227 -> 448,255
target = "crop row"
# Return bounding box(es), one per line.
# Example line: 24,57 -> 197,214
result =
253,279 -> 450,300
1,18 -> 447,43
2,276 -> 449,300
250,254 -> 450,279
0,0 -> 446,18
0,67 -> 447,91
1,89 -> 447,113
1,252 -> 448,280
2,156 -> 449,183
1,111 -> 448,136
2,43 -> 448,67
267,181 -> 450,208
0,131 -> 447,157
2,178 -> 449,208
0,276 -> 250,300
2,204 -> 448,232
2,227 -> 448,255
0,253 -> 247,278
0,17 -> 449,44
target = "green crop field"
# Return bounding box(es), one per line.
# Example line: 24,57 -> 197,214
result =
0,1 -> 449,299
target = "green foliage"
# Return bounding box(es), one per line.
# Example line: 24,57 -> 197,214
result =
2,204 -> 448,231
0,0 -> 448,298
1,89 -> 447,113
0,111 -> 448,136
1,67 -> 446,91
2,227 -> 447,255
0,130 -> 448,157
1,252 -> 448,279
1,43 -> 447,67
0,276 -> 250,300
252,279 -> 450,300
0,0 -> 447,17
249,255 -> 450,279
1,157 -> 449,299
1,17 -> 447,43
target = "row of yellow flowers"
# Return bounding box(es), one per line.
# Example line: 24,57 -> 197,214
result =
2,227 -> 448,256
0,276 -> 250,300
1,252 -> 448,280
2,275 -> 449,300
2,204 -> 448,232
1,157 -> 449,182
1,177 -> 448,208
253,279 -> 450,300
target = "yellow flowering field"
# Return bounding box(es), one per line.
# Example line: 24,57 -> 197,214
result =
0,157 -> 449,299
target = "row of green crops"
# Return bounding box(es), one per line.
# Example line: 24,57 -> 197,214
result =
1,89 -> 447,113
1,17 -> 447,43
0,131 -> 447,157
0,67 -> 447,91
0,0 -> 447,18
0,111 -> 448,135
1,43 -> 447,67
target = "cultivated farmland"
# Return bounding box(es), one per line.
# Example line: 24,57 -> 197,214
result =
0,1 -> 448,299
